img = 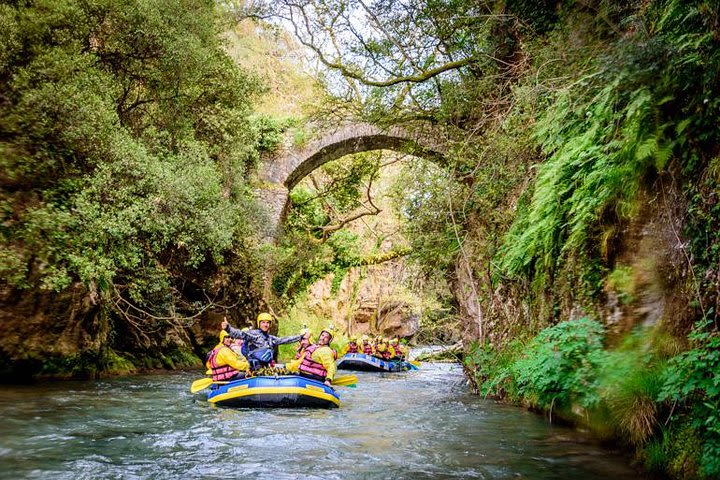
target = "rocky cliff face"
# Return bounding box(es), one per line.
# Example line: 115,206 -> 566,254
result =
303,263 -> 421,340
0,283 -> 108,380
453,176 -> 696,350
598,179 -> 695,337
0,279 -> 261,381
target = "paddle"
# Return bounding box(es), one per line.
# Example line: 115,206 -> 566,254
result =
190,377 -> 214,393
396,360 -> 419,370
189,374 -> 358,393
331,374 -> 357,387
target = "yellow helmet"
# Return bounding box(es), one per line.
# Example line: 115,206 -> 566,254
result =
257,312 -> 273,323
320,325 -> 336,341
390,337 -> 399,344
219,330 -> 230,342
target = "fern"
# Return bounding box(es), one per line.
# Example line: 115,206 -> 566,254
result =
498,0 -> 713,279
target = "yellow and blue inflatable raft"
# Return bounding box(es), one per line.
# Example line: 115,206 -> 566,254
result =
336,352 -> 417,372
205,375 -> 340,409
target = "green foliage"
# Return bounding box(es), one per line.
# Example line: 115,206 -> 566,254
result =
158,347 -> 202,369
659,319 -> 720,478
505,0 -> 559,33
643,436 -> 668,474
39,349 -> 136,378
250,115 -> 298,153
597,330 -> 666,445
389,158 -> 465,273
468,318 -> 609,413
500,0 -> 720,281
102,349 -> 138,375
291,127 -> 309,148
272,153 -> 384,300
502,77 -> 665,277
651,420 -> 704,480
285,186 -> 330,234
512,317 -> 606,411
606,265 -> 635,305
0,0 -> 266,322
468,320 -> 720,477
271,228 -> 361,300
0,243 -> 28,288
464,339 -> 526,401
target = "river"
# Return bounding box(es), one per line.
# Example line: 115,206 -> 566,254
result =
0,362 -> 647,479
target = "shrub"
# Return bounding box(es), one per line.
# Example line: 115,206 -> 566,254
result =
659,318 -> 720,478
512,317 -> 606,412
599,343 -> 665,445
465,339 -> 525,401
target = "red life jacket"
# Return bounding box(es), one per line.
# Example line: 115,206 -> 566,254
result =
299,344 -> 335,379
347,343 -> 359,353
362,343 -> 373,355
295,345 -> 305,360
208,346 -> 239,381
379,347 -> 392,360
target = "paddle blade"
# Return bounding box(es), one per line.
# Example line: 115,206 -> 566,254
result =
332,375 -> 358,387
190,377 -> 213,393
409,360 -> 421,367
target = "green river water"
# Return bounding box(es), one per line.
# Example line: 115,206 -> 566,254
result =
0,362 -> 647,479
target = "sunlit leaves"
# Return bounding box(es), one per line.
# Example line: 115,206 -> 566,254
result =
0,0 -> 264,314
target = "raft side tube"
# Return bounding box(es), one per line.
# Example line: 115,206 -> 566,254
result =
336,353 -> 409,372
206,375 -> 340,408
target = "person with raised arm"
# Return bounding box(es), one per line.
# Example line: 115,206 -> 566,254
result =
221,313 -> 304,370
297,327 -> 337,387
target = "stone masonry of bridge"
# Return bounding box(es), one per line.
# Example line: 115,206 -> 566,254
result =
255,122 -> 447,239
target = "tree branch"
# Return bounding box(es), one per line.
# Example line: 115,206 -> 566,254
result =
320,163 -> 381,236
285,2 -> 477,87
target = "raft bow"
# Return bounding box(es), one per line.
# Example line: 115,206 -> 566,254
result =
204,375 -> 341,408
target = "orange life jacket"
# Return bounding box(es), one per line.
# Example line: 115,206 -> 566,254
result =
299,344 -> 335,379
208,346 -> 239,381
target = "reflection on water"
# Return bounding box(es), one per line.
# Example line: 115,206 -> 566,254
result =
0,363 -> 646,479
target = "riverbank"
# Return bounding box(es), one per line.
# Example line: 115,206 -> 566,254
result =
461,318 -> 719,480
0,346 -> 202,383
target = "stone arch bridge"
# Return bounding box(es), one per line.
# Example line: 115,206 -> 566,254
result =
255,122 -> 447,238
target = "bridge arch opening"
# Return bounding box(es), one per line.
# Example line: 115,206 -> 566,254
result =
273,144 -> 458,343
256,123 -> 448,238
